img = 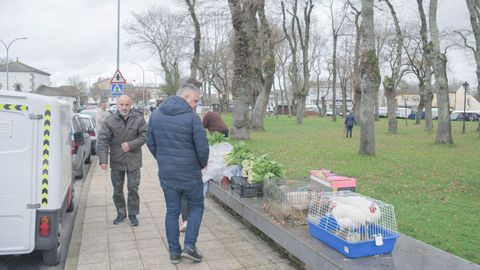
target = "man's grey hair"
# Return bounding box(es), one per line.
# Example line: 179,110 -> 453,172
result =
176,84 -> 201,97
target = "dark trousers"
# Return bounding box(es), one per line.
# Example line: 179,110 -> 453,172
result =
346,125 -> 353,137
111,169 -> 140,216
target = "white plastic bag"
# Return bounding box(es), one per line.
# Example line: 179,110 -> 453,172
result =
202,142 -> 234,183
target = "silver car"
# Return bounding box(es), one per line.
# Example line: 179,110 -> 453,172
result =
78,113 -> 98,155
71,114 -> 92,179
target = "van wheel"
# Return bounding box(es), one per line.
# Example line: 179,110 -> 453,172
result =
42,223 -> 62,266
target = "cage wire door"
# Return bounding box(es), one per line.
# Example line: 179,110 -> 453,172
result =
307,191 -> 400,258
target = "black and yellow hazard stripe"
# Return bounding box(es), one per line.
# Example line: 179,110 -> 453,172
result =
41,105 -> 51,207
0,103 -> 28,111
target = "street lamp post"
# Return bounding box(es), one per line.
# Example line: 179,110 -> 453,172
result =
0,37 -> 27,90
462,81 -> 469,134
130,62 -> 145,106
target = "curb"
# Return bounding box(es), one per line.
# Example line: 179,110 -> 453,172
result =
64,158 -> 98,270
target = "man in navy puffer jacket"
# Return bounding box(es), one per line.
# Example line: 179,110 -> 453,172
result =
146,84 -> 209,264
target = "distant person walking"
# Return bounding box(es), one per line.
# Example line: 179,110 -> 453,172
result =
97,95 -> 147,226
146,84 -> 209,264
344,110 -> 356,138
95,102 -> 110,132
202,110 -> 229,137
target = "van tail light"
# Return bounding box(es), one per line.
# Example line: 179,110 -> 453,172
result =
71,139 -> 79,155
39,216 -> 50,237
88,130 -> 96,137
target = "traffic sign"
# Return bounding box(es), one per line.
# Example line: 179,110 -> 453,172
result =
110,69 -> 126,84
111,83 -> 124,96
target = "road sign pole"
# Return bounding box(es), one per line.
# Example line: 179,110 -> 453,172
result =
116,0 -> 120,70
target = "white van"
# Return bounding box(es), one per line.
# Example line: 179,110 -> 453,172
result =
0,91 -> 75,265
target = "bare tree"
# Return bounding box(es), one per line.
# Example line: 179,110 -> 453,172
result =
347,1 -> 362,121
250,3 -> 277,130
281,0 -> 314,125
359,0 -> 381,155
326,0 -> 347,122
275,43 -> 293,116
337,36 -> 354,117
68,75 -> 88,105
417,0 -> 434,131
428,0 -> 453,144
228,0 -> 264,139
124,7 -> 187,96
403,30 -> 428,125
465,0 -> 480,133
381,0 -> 405,133
310,29 -> 325,116
185,0 -> 201,82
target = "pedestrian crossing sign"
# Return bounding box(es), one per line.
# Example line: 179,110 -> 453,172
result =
111,83 -> 124,96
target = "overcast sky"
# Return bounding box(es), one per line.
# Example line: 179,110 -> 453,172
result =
0,0 -> 476,89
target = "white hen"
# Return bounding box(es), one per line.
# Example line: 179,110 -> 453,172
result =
330,196 -> 381,232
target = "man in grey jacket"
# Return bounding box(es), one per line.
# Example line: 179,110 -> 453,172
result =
97,95 -> 147,226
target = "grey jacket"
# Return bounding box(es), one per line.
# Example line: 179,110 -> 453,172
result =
97,110 -> 147,171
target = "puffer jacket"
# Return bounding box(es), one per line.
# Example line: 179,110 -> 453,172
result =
146,95 -> 209,183
97,110 -> 147,171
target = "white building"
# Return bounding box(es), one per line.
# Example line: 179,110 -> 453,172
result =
0,60 -> 50,92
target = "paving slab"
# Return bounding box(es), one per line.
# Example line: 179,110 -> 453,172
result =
66,148 -> 294,269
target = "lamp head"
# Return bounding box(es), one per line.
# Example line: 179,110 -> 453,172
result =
463,81 -> 469,89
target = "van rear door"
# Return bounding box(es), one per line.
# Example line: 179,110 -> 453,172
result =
0,103 -> 37,254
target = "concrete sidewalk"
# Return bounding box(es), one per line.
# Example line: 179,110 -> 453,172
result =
65,148 -> 295,270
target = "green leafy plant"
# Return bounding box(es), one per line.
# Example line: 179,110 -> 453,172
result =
242,155 -> 285,183
225,141 -> 253,165
208,132 -> 227,145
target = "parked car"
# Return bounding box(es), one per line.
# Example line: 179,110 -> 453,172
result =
78,114 -> 98,155
78,109 -> 97,119
450,111 -> 480,121
71,114 -> 92,179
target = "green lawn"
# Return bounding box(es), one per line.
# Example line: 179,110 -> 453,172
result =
222,114 -> 480,264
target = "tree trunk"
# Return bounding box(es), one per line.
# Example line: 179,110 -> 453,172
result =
332,35 -> 338,121
250,1 -> 275,130
383,79 -> 398,133
229,0 -> 262,140
185,0 -> 201,81
321,97 -> 326,117
429,0 -> 453,144
416,85 -> 425,124
417,0 -> 434,131
352,8 -> 362,122
316,73 -> 322,116
465,0 -> 480,134
383,0 -> 403,129
359,0 -> 380,156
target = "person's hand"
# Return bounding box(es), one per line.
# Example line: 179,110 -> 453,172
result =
121,142 -> 129,152
100,164 -> 108,170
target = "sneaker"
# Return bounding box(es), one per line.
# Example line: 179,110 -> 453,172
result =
170,254 -> 181,264
129,215 -> 139,226
181,246 -> 202,262
179,220 -> 188,232
113,214 -> 126,225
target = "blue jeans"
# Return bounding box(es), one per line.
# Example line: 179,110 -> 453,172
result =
160,180 -> 204,256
